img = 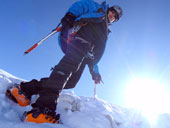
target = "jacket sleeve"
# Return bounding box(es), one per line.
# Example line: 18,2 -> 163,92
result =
88,64 -> 100,75
67,0 -> 96,17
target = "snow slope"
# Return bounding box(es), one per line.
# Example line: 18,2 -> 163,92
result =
0,69 -> 169,128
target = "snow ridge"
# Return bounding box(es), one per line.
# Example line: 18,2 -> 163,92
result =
0,69 -> 169,128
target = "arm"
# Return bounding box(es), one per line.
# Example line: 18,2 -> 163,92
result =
67,0 -> 93,17
88,64 -> 102,84
89,64 -> 99,74
61,0 -> 91,29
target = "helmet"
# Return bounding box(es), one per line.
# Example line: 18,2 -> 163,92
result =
108,5 -> 123,21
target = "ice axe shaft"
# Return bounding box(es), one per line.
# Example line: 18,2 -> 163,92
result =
24,23 -> 61,55
94,83 -> 97,99
94,80 -> 104,99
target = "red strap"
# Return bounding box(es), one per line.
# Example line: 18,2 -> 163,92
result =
67,32 -> 77,44
56,27 -> 62,32
66,23 -> 86,44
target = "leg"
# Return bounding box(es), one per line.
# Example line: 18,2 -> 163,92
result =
31,38 -> 91,112
7,55 -> 86,108
64,59 -> 86,89
20,78 -> 47,96
6,78 -> 48,106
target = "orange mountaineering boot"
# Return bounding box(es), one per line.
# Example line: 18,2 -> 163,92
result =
22,108 -> 61,124
6,84 -> 31,106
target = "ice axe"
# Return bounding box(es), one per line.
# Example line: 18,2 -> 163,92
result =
94,82 -> 97,99
24,23 -> 61,55
94,79 -> 104,99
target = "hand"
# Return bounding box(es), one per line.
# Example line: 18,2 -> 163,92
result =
92,73 -> 103,84
61,12 -> 76,29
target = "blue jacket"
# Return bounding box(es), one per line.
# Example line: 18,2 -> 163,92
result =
68,0 -> 109,22
58,0 -> 109,74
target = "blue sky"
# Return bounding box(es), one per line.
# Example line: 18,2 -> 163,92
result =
1,0 -> 170,109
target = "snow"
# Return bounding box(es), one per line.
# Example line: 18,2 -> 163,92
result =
0,69 -> 170,128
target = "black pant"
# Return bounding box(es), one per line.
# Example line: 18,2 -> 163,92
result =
21,60 -> 86,95
21,37 -> 92,111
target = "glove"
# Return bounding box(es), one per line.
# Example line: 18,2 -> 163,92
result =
61,12 -> 76,29
92,73 -> 102,84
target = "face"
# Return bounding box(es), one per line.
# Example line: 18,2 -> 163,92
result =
108,10 -> 117,23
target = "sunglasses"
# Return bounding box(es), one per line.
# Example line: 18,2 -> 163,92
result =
111,10 -> 119,21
